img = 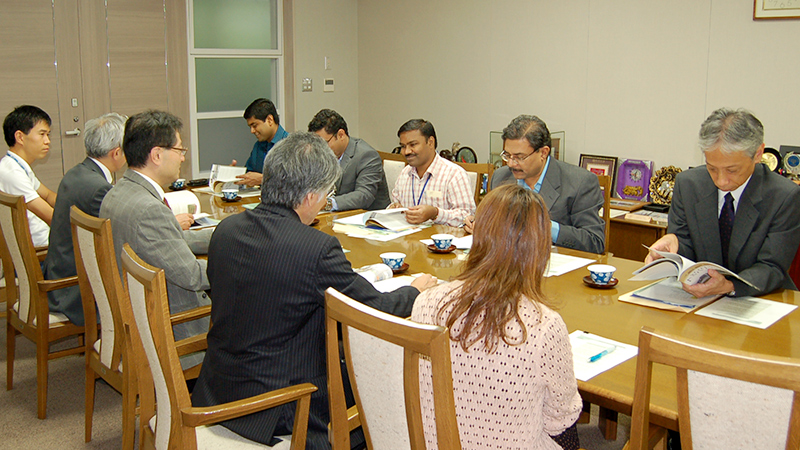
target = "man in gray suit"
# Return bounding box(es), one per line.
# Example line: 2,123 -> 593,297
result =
647,108 -> 800,298
44,113 -> 127,325
307,109 -> 391,211
100,110 -> 211,368
477,115 -> 605,254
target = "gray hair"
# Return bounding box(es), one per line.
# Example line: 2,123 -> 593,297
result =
260,132 -> 342,208
84,113 -> 127,158
699,108 -> 764,158
502,115 -> 552,151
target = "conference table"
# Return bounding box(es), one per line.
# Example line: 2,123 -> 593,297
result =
198,190 -> 800,435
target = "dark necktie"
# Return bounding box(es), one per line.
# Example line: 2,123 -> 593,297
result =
719,193 -> 734,266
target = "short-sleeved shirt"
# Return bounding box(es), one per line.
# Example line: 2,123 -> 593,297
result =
245,125 -> 289,173
0,152 -> 50,246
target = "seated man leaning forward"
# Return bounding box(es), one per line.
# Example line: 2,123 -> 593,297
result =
390,119 -> 476,226
44,113 -> 128,326
100,110 -> 212,369
232,98 -> 289,187
308,108 -> 391,211
481,115 -> 605,254
191,132 -> 437,449
0,105 -> 58,247
646,108 -> 800,298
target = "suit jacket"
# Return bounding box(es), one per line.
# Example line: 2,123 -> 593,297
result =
44,158 -> 112,326
99,169 -> 212,368
491,158 -> 605,254
192,203 -> 419,449
334,137 -> 391,211
669,164 -> 800,297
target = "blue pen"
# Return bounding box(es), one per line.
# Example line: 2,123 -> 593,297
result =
588,346 -> 616,363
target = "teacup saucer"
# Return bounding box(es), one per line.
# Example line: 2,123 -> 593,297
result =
427,244 -> 457,254
392,263 -> 409,274
582,276 -> 618,289
169,185 -> 186,191
221,196 -> 241,202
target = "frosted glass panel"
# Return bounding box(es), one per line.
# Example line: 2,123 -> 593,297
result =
195,58 -> 277,112
193,0 -> 277,50
197,117 -> 259,171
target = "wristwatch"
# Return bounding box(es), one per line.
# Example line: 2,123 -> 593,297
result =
324,198 -> 333,212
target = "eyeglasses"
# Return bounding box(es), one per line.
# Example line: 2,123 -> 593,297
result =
325,134 -> 337,144
163,146 -> 188,157
501,150 -> 536,163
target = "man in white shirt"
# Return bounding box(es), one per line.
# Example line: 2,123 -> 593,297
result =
0,105 -> 58,247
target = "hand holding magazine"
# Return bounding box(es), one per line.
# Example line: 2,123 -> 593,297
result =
631,247 -> 758,289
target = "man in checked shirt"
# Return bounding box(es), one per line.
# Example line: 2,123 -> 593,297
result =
389,119 -> 475,226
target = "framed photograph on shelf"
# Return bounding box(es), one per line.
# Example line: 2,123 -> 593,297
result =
753,0 -> 800,19
580,154 -> 618,197
550,131 -> 565,161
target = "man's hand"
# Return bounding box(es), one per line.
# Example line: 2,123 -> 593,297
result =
174,213 -> 194,231
464,215 -> 475,234
235,172 -> 262,187
404,205 -> 438,224
644,233 -> 679,264
388,202 -> 402,209
410,274 -> 438,292
682,269 -> 734,298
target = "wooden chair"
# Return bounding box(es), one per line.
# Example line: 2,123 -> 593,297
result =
596,174 -> 612,255
0,191 -> 84,419
324,287 -> 461,450
453,161 -> 494,205
628,326 -> 800,450
378,151 -> 407,192
121,243 -> 316,450
70,206 -> 136,448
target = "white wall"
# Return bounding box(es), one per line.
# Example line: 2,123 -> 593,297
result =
355,0 -> 800,169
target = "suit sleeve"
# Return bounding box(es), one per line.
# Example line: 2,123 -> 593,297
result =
88,183 -> 113,217
553,175 -> 605,254
334,150 -> 383,211
314,236 -> 418,317
668,177 -> 698,261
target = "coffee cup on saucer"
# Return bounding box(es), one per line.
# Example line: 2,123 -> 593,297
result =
431,234 -> 455,251
172,178 -> 186,189
221,188 -> 239,201
379,252 -> 406,270
587,264 -> 616,285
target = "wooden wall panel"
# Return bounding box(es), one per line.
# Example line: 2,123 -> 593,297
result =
165,0 -> 193,178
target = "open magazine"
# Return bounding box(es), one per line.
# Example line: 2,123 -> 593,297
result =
631,248 -> 758,289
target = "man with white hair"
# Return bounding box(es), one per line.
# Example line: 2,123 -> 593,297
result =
646,108 -> 800,298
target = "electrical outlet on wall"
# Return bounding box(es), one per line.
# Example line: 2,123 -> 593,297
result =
302,78 -> 312,92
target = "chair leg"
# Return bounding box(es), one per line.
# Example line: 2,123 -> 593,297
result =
598,406 -> 618,440
6,323 -> 15,390
578,400 -> 591,424
121,385 -> 135,450
36,341 -> 48,419
85,364 -> 96,442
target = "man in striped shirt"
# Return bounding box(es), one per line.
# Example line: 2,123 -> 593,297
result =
389,119 -> 475,227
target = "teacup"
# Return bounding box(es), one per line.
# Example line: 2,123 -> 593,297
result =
221,188 -> 239,200
431,234 -> 455,250
379,252 -> 406,270
587,264 -> 616,285
172,178 -> 186,189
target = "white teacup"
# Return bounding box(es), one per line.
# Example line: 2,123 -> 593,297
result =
379,252 -> 406,270
172,178 -> 186,189
431,234 -> 455,250
221,188 -> 239,200
588,264 -> 616,285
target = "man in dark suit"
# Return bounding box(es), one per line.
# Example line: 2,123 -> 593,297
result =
308,109 -> 391,211
192,132 -> 437,449
647,108 -> 800,298
43,113 -> 128,325
100,110 -> 212,368
476,115 -> 605,254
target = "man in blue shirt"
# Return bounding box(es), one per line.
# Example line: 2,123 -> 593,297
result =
233,98 -> 289,187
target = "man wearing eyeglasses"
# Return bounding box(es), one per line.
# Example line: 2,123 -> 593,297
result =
100,110 -> 211,369
475,114 -> 604,254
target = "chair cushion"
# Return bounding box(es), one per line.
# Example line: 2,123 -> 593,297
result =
148,416 -> 293,449
12,302 -> 69,325
92,339 -> 123,372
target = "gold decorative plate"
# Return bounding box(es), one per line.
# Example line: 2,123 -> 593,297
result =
649,166 -> 683,205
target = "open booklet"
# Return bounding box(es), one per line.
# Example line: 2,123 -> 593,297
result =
631,247 -> 758,289
362,208 -> 413,231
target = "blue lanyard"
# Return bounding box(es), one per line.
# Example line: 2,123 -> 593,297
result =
411,173 -> 431,206
7,152 -> 30,176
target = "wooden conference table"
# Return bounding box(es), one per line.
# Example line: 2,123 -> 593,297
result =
198,191 -> 800,433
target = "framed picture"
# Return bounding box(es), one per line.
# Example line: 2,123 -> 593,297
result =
580,154 -> 618,194
754,0 -> 800,19
616,159 -> 654,201
550,131 -> 565,161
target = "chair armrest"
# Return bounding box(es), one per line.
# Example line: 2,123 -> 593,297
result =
181,383 -> 317,428
175,333 -> 208,356
35,246 -> 48,261
170,305 -> 211,325
37,275 -> 79,292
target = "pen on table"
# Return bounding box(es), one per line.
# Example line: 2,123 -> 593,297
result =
588,346 -> 616,363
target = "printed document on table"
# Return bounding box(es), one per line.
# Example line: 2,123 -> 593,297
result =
569,330 -> 638,381
695,296 -> 797,329
545,253 -> 594,277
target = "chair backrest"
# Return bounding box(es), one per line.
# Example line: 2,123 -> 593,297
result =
453,161 -> 493,205
596,174 -> 611,254
71,206 -> 127,371
379,151 -> 407,192
0,191 -> 43,325
628,327 -> 800,450
121,243 -> 194,450
325,288 -> 461,450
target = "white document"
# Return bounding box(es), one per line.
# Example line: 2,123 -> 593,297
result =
545,253 -> 595,277
189,213 -> 220,230
569,330 -> 638,382
163,190 -> 201,215
695,296 -> 797,329
373,275 -> 416,293
209,164 -> 246,190
622,277 -> 721,312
